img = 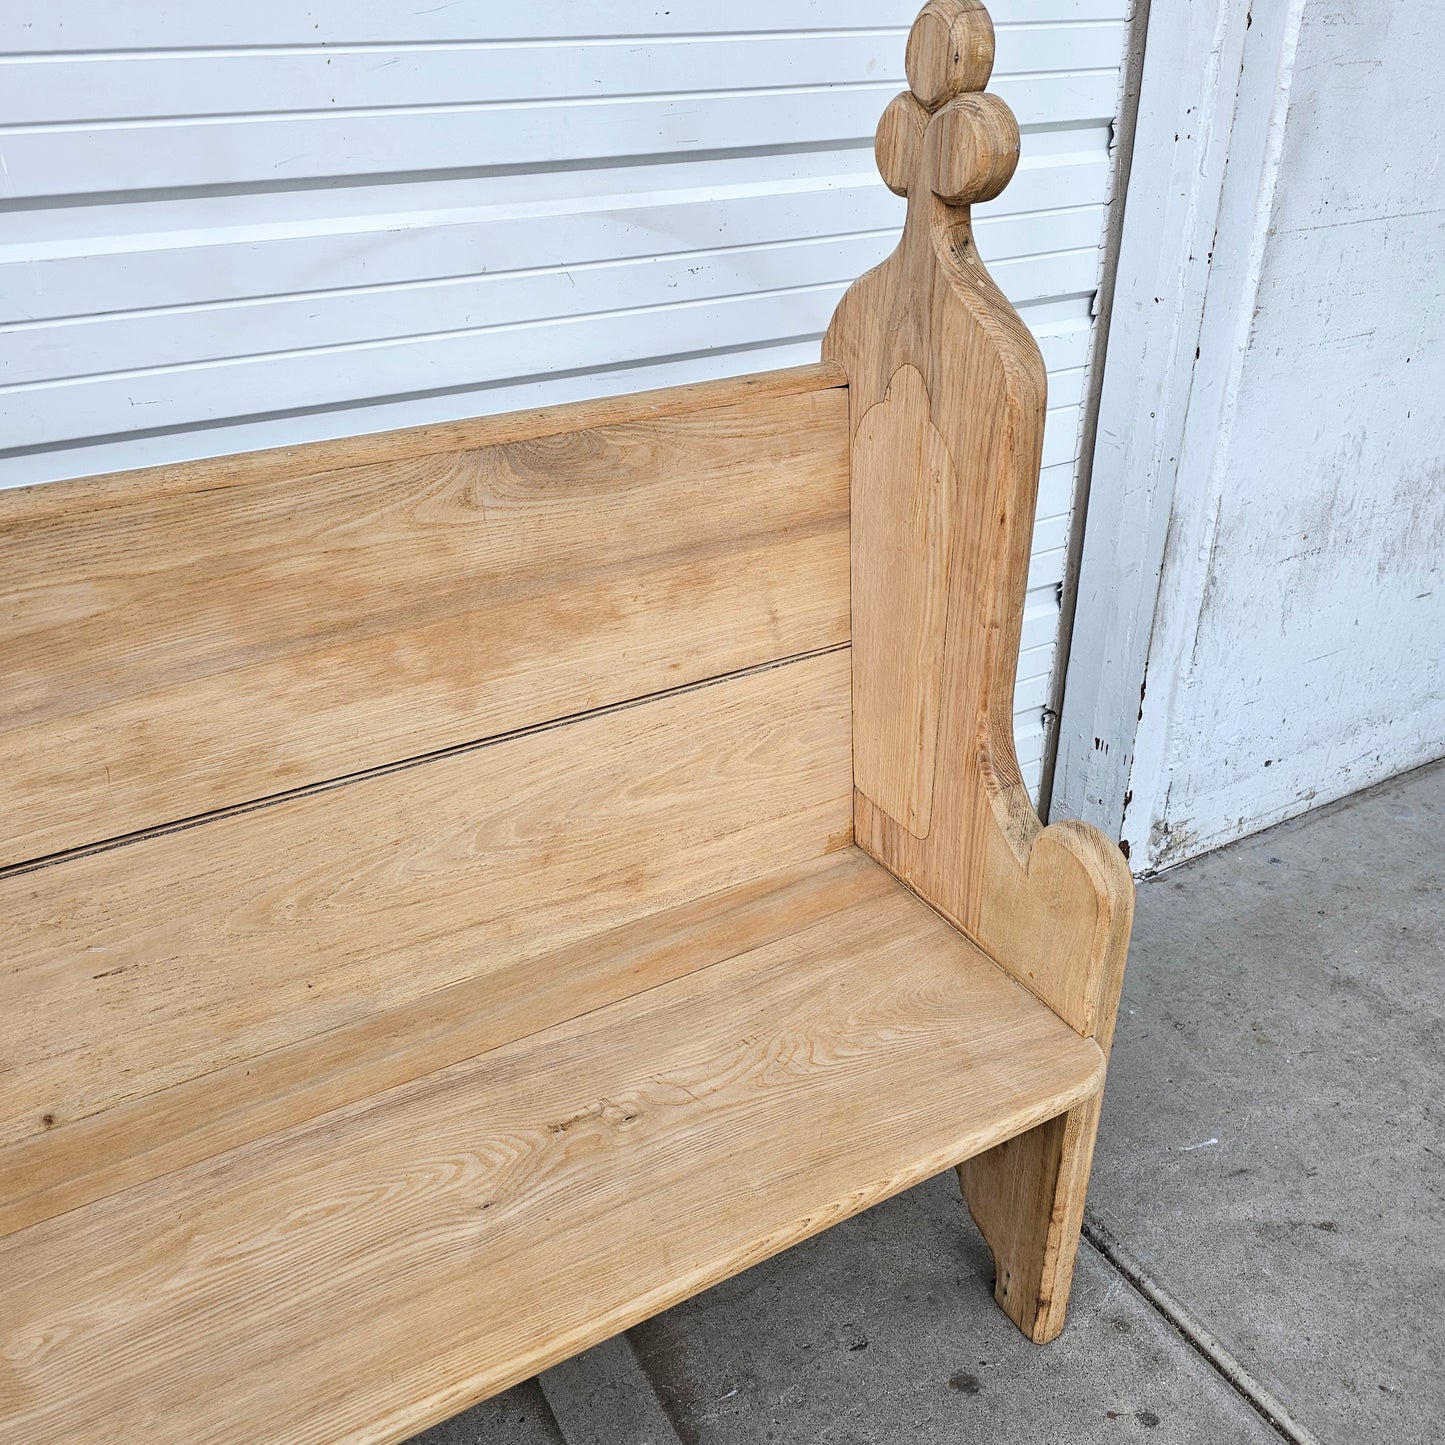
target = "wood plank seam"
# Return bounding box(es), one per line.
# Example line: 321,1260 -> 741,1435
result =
0,852 -> 1108,1243
0,650 -> 855,1147
0,640 -> 851,884
2,378 -> 851,864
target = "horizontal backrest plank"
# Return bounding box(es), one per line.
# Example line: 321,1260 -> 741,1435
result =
0,649 -> 853,1150
0,364 -> 849,866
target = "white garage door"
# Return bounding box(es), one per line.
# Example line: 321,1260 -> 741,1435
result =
0,0 -> 1130,800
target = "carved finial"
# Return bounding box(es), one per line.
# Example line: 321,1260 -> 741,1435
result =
876,0 -> 1019,206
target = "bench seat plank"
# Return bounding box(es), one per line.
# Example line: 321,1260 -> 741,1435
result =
0,849 -> 887,1237
0,848 -> 1104,1445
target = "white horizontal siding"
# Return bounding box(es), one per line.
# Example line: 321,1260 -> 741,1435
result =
0,0 -> 1128,48
0,0 -> 1130,801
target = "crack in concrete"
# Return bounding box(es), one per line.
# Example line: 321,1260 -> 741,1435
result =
1083,1212 -> 1323,1445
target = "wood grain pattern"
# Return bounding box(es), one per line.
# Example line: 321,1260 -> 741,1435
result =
0,650 -> 853,1150
0,8 -> 1134,1410
927,92 -> 1020,206
956,812 -> 1132,1340
0,854 -> 1104,1445
0,362 -> 847,518
824,0 -> 1134,1343
905,0 -> 996,110
0,850 -> 891,1238
956,1093 -> 1104,1343
0,369 -> 849,866
874,90 -> 930,197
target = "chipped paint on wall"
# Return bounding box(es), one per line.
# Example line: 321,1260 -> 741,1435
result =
1122,0 -> 1445,871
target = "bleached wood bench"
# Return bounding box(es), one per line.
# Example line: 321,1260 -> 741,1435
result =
0,5 -> 1132,1441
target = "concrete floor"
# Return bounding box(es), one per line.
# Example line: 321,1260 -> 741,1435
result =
410,759 -> 1445,1445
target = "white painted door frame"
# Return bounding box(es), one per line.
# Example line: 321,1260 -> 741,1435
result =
1050,0 -> 1309,861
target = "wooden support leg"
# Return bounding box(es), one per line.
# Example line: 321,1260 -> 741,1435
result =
956,1093 -> 1102,1344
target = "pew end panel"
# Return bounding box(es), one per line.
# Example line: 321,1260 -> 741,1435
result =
824,0 -> 1134,1342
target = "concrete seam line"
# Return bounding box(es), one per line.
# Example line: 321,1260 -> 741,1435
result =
1083,1212 -> 1324,1445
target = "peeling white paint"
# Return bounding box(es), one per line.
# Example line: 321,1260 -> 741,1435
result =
1058,0 -> 1445,870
